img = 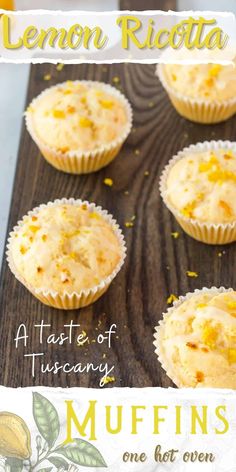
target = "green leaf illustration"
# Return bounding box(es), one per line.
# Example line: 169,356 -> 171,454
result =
37,468 -> 52,472
48,456 -> 69,469
33,392 -> 60,448
5,458 -> 23,472
56,438 -> 107,467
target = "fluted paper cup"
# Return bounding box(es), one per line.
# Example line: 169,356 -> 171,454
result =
6,198 -> 126,310
160,140 -> 236,245
25,81 -> 133,174
157,65 -> 236,124
154,286 -> 233,388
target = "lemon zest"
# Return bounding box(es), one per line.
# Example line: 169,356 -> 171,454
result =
79,116 -> 93,127
209,64 -> 222,77
29,225 -> 40,233
103,376 -> 116,385
171,232 -> 179,239
186,271 -> 198,278
228,348 -> 236,365
202,325 -> 217,349
103,178 -> 113,187
181,201 -> 195,219
167,294 -> 178,305
56,63 -> 64,71
53,109 -> 65,119
125,221 -> 134,228
219,200 -> 233,217
99,99 -> 114,109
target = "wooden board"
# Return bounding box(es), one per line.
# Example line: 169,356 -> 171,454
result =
1,1 -> 236,390
120,0 -> 176,10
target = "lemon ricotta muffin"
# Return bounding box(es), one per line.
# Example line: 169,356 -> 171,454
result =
7,200 -> 126,309
26,81 -> 132,174
155,288 -> 236,389
163,64 -> 236,102
161,142 -> 236,244
158,63 -> 236,123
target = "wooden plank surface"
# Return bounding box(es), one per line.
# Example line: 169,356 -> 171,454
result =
1,59 -> 236,388
120,0 -> 176,10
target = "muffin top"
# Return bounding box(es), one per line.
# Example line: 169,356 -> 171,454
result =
161,290 -> 236,388
10,203 -> 122,294
162,63 -> 236,101
28,82 -> 128,153
165,148 -> 236,224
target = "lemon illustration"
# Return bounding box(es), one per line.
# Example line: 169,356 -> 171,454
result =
0,412 -> 31,460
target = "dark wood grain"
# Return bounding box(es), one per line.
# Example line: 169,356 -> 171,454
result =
120,0 -> 176,10
0,58 -> 236,389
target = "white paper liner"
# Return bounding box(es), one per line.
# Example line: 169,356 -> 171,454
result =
25,80 -> 133,174
6,198 -> 126,310
154,286 -> 234,388
160,140 -> 236,245
157,65 -> 236,124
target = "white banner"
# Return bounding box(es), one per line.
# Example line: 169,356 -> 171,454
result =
0,386 -> 236,471
0,10 -> 235,63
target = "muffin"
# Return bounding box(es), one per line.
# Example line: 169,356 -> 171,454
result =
7,199 -> 126,309
160,141 -> 236,244
157,63 -> 236,124
26,81 -> 132,174
154,287 -> 236,389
